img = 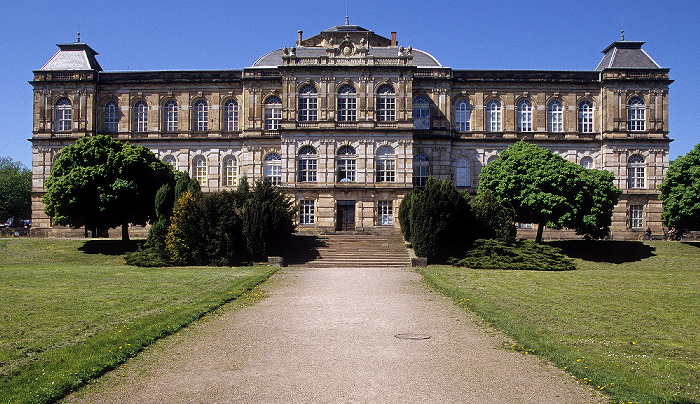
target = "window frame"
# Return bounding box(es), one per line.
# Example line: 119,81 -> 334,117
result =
628,154 -> 646,189
580,156 -> 594,170
517,100 -> 533,132
412,95 -> 430,130
297,145 -> 318,182
454,99 -> 471,132
578,100 -> 594,133
192,156 -> 207,186
378,200 -> 394,226
375,146 -> 396,183
162,155 -> 176,169
629,204 -> 644,229
455,157 -> 471,187
548,100 -> 563,133
222,156 -> 237,187
55,97 -> 72,132
163,100 -> 178,132
133,100 -> 148,133
299,200 -> 315,225
376,85 -> 396,122
298,85 -> 318,122
628,97 -> 646,132
337,145 -> 357,182
336,84 -> 357,122
263,152 -> 282,185
486,99 -> 502,132
412,153 -> 430,188
104,100 -> 119,133
193,99 -> 208,132
264,96 -> 282,131
224,99 -> 239,132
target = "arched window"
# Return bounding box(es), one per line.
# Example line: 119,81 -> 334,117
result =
548,100 -> 563,132
133,100 -> 148,132
376,85 -> 396,122
337,145 -> 356,182
628,154 -> 646,189
454,100 -> 471,132
192,156 -> 207,186
486,99 -> 502,132
163,100 -> 178,132
456,157 -> 471,187
298,85 -> 318,122
222,156 -> 237,187
263,152 -> 282,185
297,145 -> 317,182
193,100 -> 208,132
412,153 -> 430,187
517,100 -> 532,132
337,85 -> 357,122
104,101 -> 118,133
55,98 -> 72,132
578,100 -> 594,133
224,99 -> 238,132
264,96 -> 282,130
628,97 -> 646,131
376,146 -> 395,182
162,155 -> 176,169
412,96 -> 430,130
580,156 -> 594,169
487,155 -> 499,165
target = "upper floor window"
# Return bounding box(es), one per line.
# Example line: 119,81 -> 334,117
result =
376,145 -> 396,182
193,100 -> 208,132
628,97 -> 646,131
455,157 -> 471,187
376,85 -> 396,122
222,156 -> 237,187
163,100 -> 178,132
297,145 -> 317,182
337,145 -> 356,182
192,156 -> 207,186
104,101 -> 118,133
454,100 -> 471,132
133,101 -> 148,132
628,154 -> 646,189
486,99 -> 502,132
412,96 -> 430,130
263,152 -> 282,185
298,85 -> 318,122
337,85 -> 357,122
548,100 -> 563,133
412,153 -> 430,187
224,99 -> 238,131
162,155 -> 176,169
55,98 -> 72,132
578,100 -> 594,133
264,96 -> 282,130
580,156 -> 594,170
517,100 -> 533,132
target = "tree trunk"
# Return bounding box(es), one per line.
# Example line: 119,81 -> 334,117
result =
122,223 -> 130,243
536,222 -> 545,243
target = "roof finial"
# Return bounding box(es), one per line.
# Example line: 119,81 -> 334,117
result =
77,31 -> 81,43
345,0 -> 349,25
620,20 -> 624,40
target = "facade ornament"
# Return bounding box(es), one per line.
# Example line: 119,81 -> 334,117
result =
406,46 -> 412,55
398,46 -> 404,56
283,47 -> 289,56
290,46 -> 296,56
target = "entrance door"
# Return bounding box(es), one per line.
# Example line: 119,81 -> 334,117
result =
336,201 -> 356,231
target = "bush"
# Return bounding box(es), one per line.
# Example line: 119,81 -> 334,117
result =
448,239 -> 575,271
471,189 -> 516,242
398,191 -> 414,241
242,178 -> 296,261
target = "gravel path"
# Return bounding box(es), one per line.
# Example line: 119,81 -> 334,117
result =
63,267 -> 606,403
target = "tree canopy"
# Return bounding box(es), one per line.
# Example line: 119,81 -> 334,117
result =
660,143 -> 700,232
0,157 -> 31,223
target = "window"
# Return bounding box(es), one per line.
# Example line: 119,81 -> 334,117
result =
133,101 -> 148,132
487,155 -> 499,165
578,100 -> 594,133
517,100 -> 532,132
264,96 -> 282,130
548,100 -> 563,132
297,145 -> 317,182
413,153 -> 430,187
454,100 -> 471,131
378,200 -> 393,226
222,156 -> 237,187
375,146 -> 395,182
104,101 -> 118,132
163,155 -> 176,168
224,99 -> 238,131
456,157 -> 470,187
298,85 -> 318,122
193,100 -> 208,132
412,96 -> 430,130
628,154 -> 645,189
628,97 -> 646,131
337,145 -> 356,182
300,200 -> 315,224
630,205 -> 644,229
192,156 -> 207,186
580,156 -> 594,169
163,100 -> 178,132
337,84 -> 357,122
376,84 -> 396,122
55,98 -> 72,132
486,99 -> 502,132
263,152 -> 282,185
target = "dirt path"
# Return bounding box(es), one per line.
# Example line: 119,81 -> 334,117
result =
63,267 -> 606,403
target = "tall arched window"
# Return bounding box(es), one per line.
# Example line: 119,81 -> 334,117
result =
337,145 -> 356,182
104,101 -> 118,132
456,157 -> 471,187
548,100 -> 563,132
264,96 -> 282,130
580,156 -> 594,169
628,154 -> 646,189
486,99 -> 502,132
162,155 -> 176,169
133,100 -> 148,132
376,85 -> 396,122
337,85 -> 357,122
55,98 -> 72,132
412,96 -> 430,130
628,97 -> 646,131
517,100 -> 533,132
376,146 -> 396,182
163,100 -> 178,132
454,100 -> 471,132
298,85 -> 318,122
224,99 -> 238,131
412,153 -> 430,187
263,152 -> 282,185
578,100 -> 594,133
297,145 -> 317,182
222,156 -> 237,187
192,156 -> 207,186
193,100 -> 208,132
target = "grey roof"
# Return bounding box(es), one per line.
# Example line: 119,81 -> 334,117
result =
596,41 -> 661,71
252,47 -> 442,68
41,42 -> 102,71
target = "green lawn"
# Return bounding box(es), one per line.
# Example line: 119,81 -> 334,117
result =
419,240 -> 700,404
0,238 -> 276,404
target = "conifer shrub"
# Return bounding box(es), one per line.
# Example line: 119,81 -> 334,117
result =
398,191 -> 414,242
242,178 -> 296,261
448,239 -> 575,271
471,189 -> 517,242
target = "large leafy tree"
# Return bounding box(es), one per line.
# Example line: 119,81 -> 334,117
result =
43,135 -> 174,241
0,157 -> 31,223
478,141 -> 620,242
660,143 -> 700,232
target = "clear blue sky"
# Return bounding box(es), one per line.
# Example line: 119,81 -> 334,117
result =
1,0 -> 698,168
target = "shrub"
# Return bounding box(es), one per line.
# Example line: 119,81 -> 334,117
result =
398,191 -> 414,241
449,239 -> 575,271
471,189 -> 517,242
242,178 -> 296,261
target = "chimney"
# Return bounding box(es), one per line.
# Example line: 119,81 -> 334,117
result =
297,30 -> 303,46
391,32 -> 397,46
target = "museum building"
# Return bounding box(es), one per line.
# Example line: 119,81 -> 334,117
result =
30,24 -> 672,238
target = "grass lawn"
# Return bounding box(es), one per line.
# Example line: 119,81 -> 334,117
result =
0,238 -> 276,404
419,240 -> 700,404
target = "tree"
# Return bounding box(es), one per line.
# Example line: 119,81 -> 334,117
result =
242,178 -> 296,261
0,157 -> 31,224
478,141 -> 620,242
471,189 -> 517,242
660,143 -> 700,232
43,135 -> 174,241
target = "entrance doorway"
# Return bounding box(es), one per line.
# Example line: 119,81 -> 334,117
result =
336,201 -> 356,231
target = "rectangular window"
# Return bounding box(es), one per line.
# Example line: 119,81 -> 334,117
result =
300,200 -> 315,224
264,164 -> 281,185
630,205 -> 644,229
378,200 -> 393,226
376,159 -> 395,182
629,166 -> 645,189
337,158 -> 356,182
297,159 -> 317,182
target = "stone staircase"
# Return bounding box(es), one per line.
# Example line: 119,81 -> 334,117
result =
285,229 -> 412,268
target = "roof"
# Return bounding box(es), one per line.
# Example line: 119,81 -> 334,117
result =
252,47 -> 442,68
41,42 -> 102,71
596,40 -> 661,71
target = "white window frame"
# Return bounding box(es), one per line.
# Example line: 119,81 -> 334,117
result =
580,156 -> 594,169
163,100 -> 178,132
376,146 -> 396,182
456,157 -> 471,187
337,145 -> 356,182
55,98 -> 72,132
412,96 -> 430,130
133,101 -> 148,133
413,153 -> 430,188
578,100 -> 594,133
455,100 -> 471,132
163,155 -> 176,169
264,152 -> 282,185
193,100 -> 208,132
628,154 -> 646,189
376,85 -> 396,122
337,85 -> 357,122
192,156 -> 207,186
630,204 -> 644,229
222,156 -> 237,187
298,85 -> 318,122
378,200 -> 393,226
300,200 -> 315,225
486,99 -> 502,132
548,100 -> 563,133
628,97 -> 646,132
224,99 -> 239,132
297,146 -> 317,182
264,96 -> 282,130
517,100 -> 532,132
104,101 -> 118,132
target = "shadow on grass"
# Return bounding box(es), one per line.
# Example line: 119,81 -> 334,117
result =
682,241 -> 700,249
78,239 -> 145,255
548,240 -> 656,264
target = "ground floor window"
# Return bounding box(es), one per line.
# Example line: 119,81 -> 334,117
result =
378,200 -> 393,226
630,204 -> 644,229
300,200 -> 315,224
